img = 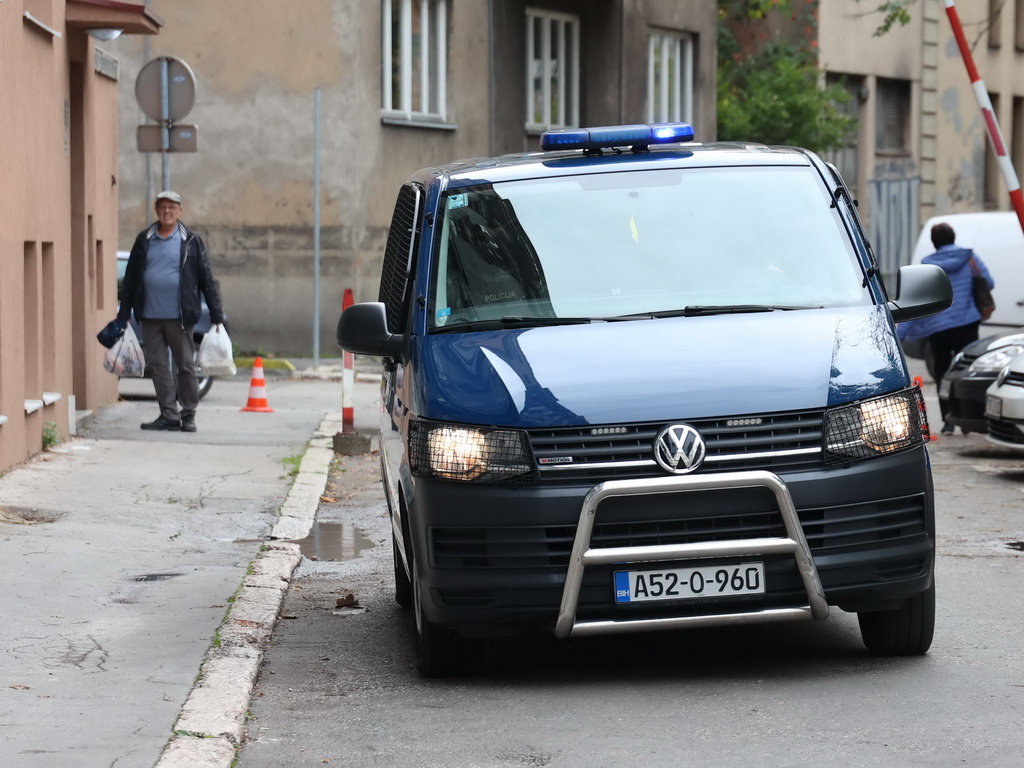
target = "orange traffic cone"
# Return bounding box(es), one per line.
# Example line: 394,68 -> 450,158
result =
241,357 -> 274,412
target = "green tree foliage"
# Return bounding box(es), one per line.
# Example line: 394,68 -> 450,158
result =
717,1 -> 858,153
717,42 -> 857,152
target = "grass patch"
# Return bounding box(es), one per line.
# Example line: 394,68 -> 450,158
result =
42,422 -> 63,451
281,454 -> 302,478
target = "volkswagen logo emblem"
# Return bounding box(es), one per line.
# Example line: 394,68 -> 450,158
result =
653,424 -> 706,474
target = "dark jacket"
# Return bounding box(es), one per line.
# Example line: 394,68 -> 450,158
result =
118,221 -> 225,327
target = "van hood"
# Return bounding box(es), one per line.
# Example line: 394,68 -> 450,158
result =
412,306 -> 907,428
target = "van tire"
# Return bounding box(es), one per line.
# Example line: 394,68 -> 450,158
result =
857,583 -> 935,656
413,564 -> 472,677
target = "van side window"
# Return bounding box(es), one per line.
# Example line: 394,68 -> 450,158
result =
379,184 -> 423,334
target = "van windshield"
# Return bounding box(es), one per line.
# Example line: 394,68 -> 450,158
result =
429,166 -> 871,330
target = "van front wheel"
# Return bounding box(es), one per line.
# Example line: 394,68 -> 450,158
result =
857,583 -> 935,656
412,565 -> 470,677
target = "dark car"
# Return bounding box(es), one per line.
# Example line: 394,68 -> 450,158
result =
904,330 -> 1024,433
116,250 -> 221,398
338,122 -> 951,676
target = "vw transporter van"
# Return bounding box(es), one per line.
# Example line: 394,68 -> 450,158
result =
338,124 -> 952,676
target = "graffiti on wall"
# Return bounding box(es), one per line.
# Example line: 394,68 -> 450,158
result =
868,159 -> 920,280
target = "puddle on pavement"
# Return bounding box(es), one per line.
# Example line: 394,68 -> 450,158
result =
296,522 -> 375,561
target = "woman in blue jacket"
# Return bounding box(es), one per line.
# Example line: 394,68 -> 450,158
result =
899,222 -> 995,433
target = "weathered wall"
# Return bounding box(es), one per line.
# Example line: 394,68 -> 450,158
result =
819,0 -> 925,272
110,0 -> 718,356
932,0 -> 1024,214
110,0 -> 494,356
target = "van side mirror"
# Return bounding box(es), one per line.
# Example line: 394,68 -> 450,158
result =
887,264 -> 953,323
336,302 -> 404,358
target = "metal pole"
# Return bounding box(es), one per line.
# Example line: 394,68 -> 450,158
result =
160,57 -> 170,190
313,88 -> 322,368
944,0 -> 1024,233
143,11 -> 152,225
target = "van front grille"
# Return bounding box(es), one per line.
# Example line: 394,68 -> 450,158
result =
529,410 -> 824,484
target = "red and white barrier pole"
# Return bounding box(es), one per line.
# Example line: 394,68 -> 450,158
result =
944,0 -> 1024,233
341,288 -> 355,433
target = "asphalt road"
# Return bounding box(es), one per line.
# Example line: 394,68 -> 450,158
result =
238,385 -> 1024,768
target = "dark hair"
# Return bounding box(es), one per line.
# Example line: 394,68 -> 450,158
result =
931,222 -> 956,248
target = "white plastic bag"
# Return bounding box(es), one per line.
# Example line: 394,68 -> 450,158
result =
198,326 -> 237,377
103,323 -> 146,378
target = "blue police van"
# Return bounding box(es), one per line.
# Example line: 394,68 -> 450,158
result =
338,123 -> 952,676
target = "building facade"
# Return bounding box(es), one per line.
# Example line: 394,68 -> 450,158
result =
0,1 -> 159,473
107,0 -> 720,356
817,0 -> 1024,281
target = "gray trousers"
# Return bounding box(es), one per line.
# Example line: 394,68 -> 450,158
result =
142,319 -> 199,421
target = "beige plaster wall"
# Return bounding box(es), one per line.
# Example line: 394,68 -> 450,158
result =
0,3 -> 122,473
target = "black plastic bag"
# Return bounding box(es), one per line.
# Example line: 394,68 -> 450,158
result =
97,319 -> 127,349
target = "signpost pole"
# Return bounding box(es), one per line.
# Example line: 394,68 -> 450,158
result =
159,57 -> 170,189
313,88 -> 322,368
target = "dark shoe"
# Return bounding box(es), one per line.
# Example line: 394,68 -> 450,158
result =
941,423 -> 955,435
141,416 -> 182,431
181,416 -> 197,433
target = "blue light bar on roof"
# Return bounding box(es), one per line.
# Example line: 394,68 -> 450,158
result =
540,122 -> 694,152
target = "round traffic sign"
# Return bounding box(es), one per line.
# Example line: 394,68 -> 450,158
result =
135,56 -> 197,123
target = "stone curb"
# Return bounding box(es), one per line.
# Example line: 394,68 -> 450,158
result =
234,357 -> 296,372
153,735 -> 236,768
152,412 -> 339,768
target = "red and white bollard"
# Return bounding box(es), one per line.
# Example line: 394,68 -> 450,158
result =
341,288 -> 355,433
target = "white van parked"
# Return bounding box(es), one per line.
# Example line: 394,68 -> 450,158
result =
911,212 -> 1024,330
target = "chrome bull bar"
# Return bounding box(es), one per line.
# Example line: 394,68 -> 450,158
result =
554,471 -> 829,639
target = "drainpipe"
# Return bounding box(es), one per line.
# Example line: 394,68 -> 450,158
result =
143,0 -> 151,226
489,0 -> 495,156
619,0 -> 626,124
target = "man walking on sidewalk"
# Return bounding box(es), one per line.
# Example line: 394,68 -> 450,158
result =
118,190 -> 226,433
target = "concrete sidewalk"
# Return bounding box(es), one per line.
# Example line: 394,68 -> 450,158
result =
0,373 -> 380,768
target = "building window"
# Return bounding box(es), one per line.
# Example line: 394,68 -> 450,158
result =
875,78 -> 910,155
647,31 -> 694,124
1013,96 -> 1024,183
989,0 -> 1002,48
24,242 -> 40,397
984,92 -> 1002,208
1016,0 -> 1024,51
382,0 -> 448,122
526,8 -> 579,132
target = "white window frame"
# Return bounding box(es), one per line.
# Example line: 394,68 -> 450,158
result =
381,0 -> 448,122
647,31 -> 694,125
525,8 -> 580,132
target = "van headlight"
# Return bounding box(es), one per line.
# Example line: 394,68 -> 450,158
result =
824,388 -> 928,465
409,420 -> 537,483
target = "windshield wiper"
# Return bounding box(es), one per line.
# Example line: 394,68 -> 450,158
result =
432,316 -> 599,333
622,305 -> 818,319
